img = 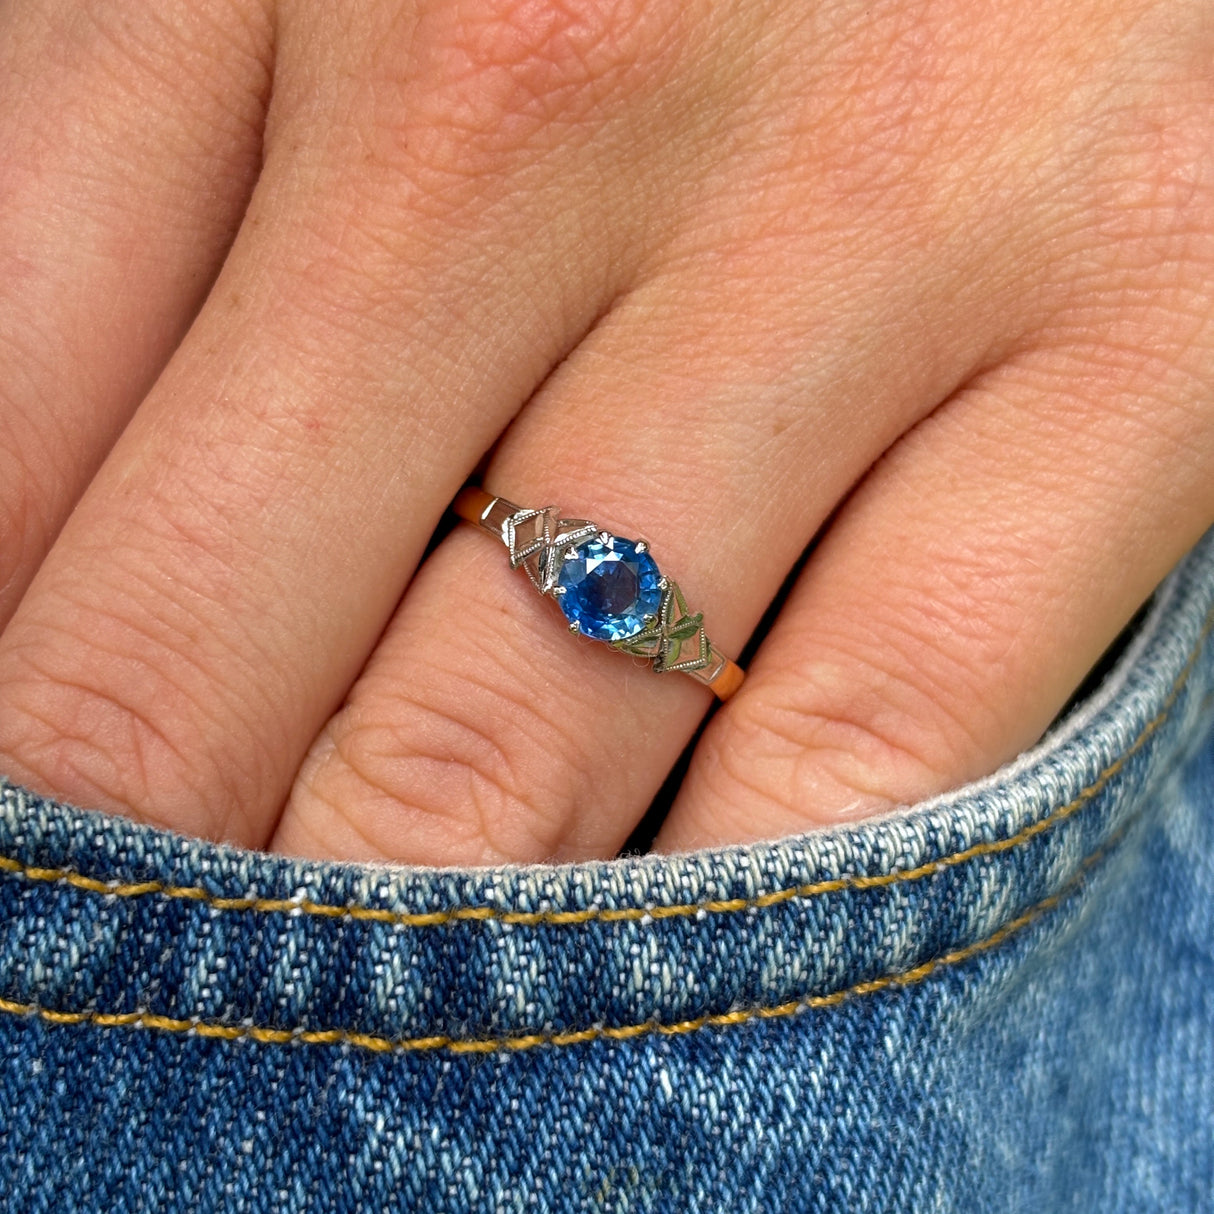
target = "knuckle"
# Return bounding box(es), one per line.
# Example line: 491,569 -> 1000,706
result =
712,670 -> 953,823
417,0 -> 681,129
358,0 -> 688,177
704,589 -> 1019,828
0,572 -> 269,841
296,667 -> 584,866
0,648 -> 204,833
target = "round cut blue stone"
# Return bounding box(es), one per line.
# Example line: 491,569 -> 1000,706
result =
556,535 -> 662,642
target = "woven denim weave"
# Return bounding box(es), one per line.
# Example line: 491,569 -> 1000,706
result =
1,529 -> 1213,1211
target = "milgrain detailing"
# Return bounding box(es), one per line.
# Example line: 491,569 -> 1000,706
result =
0,606 -> 1211,929
0,830 -> 1127,1056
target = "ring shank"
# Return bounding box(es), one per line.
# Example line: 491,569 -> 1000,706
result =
452,486 -> 745,701
452,486 -> 521,541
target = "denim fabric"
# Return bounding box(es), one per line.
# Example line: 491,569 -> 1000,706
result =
1,532 -> 1213,1213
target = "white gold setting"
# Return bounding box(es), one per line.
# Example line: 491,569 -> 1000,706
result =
453,488 -> 745,700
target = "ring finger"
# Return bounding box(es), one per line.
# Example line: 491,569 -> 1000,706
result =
269,222 -> 1041,866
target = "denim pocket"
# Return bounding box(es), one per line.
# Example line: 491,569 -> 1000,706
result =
2,531 -> 1214,1213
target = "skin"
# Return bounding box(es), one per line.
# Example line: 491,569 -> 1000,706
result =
0,0 -> 1210,866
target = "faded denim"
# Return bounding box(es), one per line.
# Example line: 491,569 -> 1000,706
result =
1,530 -> 1213,1212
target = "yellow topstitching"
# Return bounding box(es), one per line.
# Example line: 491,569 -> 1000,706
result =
0,830 -> 1118,1056
0,606 -> 1210,931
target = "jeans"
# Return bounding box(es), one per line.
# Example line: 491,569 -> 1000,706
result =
1,530 -> 1213,1213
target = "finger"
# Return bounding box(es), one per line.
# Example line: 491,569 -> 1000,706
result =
0,0 -> 700,845
0,0 -> 274,624
268,227 -> 1041,867
261,0 -> 1210,866
654,326 -> 1214,852
267,0 -> 1144,867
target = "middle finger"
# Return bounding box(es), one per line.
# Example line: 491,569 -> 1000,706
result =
0,0 -> 701,843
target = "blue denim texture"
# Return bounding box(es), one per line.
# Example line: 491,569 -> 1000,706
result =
1,530 -> 1213,1212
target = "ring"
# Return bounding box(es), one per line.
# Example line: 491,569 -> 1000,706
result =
452,487 -> 745,700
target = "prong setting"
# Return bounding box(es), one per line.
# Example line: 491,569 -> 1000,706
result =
460,492 -> 740,697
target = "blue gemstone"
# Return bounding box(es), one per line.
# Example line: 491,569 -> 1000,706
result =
555,535 -> 662,642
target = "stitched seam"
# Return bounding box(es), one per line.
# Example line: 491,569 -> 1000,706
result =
1,605 -> 1210,929
0,824 -> 1124,1055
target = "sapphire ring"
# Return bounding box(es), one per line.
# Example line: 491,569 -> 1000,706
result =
452,487 -> 745,700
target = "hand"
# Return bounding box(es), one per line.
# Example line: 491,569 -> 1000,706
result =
0,0 -> 1211,865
